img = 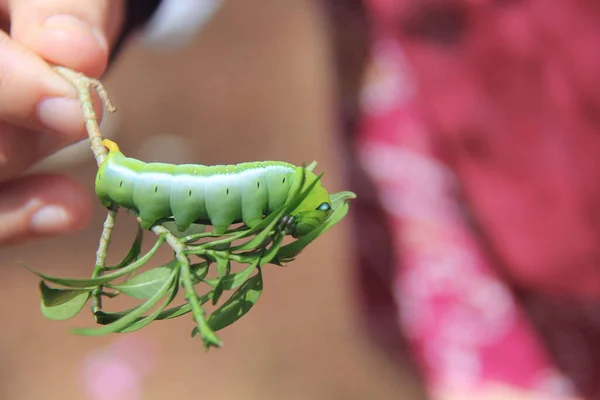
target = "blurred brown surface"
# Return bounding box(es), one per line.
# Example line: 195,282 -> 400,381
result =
0,2 -> 424,399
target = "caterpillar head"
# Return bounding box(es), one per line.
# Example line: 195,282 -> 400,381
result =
288,168 -> 332,238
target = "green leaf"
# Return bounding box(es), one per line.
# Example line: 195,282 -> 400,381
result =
212,280 -> 224,305
157,291 -> 212,320
118,268 -> 181,333
189,261 -> 210,285
207,268 -> 263,332
106,260 -> 178,299
204,234 -> 282,291
205,257 -> 260,290
107,224 -> 143,270
276,191 -> 356,262
181,267 -> 222,347
258,233 -> 285,266
39,282 -> 90,321
183,226 -> 246,244
24,236 -> 165,289
71,266 -> 178,336
221,208 -> 283,252
94,291 -> 213,325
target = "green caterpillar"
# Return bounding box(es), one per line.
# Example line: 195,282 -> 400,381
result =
95,139 -> 332,237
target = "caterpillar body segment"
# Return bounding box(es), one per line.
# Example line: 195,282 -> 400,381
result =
95,140 -> 332,237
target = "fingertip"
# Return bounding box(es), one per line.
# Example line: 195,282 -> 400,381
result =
37,14 -> 109,76
10,4 -> 112,77
0,174 -> 93,245
28,174 -> 94,234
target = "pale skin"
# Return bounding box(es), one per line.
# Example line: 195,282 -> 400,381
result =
0,0 -> 125,245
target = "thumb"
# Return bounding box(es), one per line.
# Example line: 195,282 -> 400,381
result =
9,0 -> 125,77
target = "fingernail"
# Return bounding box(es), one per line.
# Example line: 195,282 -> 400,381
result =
44,14 -> 107,51
37,97 -> 83,136
30,205 -> 70,234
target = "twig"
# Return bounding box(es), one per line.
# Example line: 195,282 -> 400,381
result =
90,210 -> 117,315
52,66 -> 118,316
52,66 -> 115,165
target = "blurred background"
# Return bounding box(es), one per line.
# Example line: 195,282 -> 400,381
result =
0,1 -> 426,399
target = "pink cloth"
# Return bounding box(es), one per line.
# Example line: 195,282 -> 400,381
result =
355,0 -> 600,397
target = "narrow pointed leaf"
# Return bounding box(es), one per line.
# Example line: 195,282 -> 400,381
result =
24,236 -> 165,289
184,225 -> 246,244
189,261 -> 210,285
207,268 -> 263,332
94,291 -> 212,325
205,257 -> 260,290
108,224 -> 143,270
258,233 -> 285,266
212,280 -> 224,305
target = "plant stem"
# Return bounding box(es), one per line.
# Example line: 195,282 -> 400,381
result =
52,66 -> 119,316
52,66 -> 115,165
91,210 -> 117,315
151,224 -> 222,347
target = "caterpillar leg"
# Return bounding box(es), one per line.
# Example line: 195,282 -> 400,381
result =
213,225 -> 229,235
245,218 -> 264,230
279,215 -> 296,236
138,212 -> 158,230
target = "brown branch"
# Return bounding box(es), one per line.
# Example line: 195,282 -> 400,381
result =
52,66 -> 115,165
52,66 -> 118,315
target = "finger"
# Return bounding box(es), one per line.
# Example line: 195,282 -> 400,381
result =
0,122 -> 89,182
0,173 -> 92,245
9,0 -> 125,77
0,28 -> 107,182
0,29 -> 89,137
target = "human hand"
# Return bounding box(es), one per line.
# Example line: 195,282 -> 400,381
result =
0,0 -> 125,245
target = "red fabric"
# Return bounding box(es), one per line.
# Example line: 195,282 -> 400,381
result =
383,0 -> 600,297
353,0 -> 600,398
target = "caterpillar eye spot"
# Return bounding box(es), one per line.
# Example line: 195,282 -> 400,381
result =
316,202 -> 331,211
154,186 -> 158,193
282,177 -> 286,184
226,188 -> 229,195
256,181 -> 260,188
119,181 -> 123,188
188,190 -> 192,197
